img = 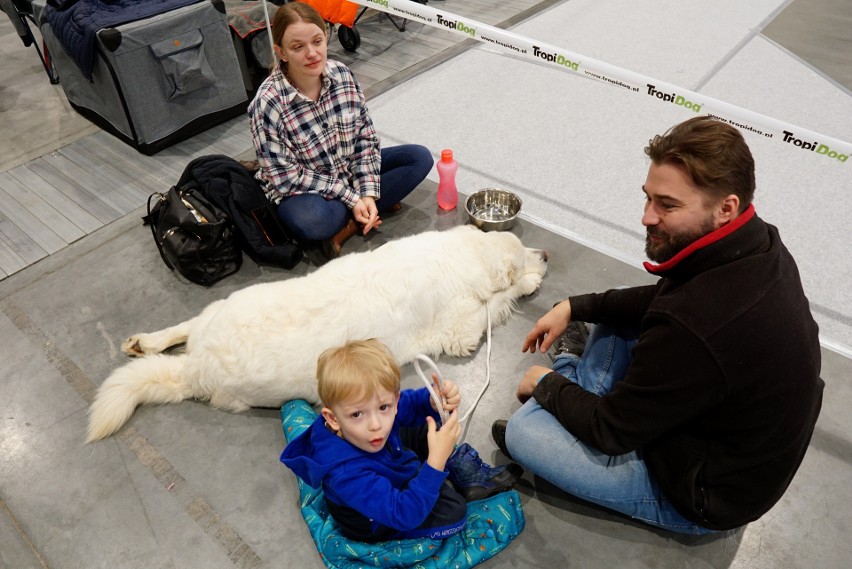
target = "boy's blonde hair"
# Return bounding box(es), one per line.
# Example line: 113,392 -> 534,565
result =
317,339 -> 401,408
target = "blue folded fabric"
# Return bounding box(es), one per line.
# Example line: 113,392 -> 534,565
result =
48,0 -> 78,9
281,399 -> 526,569
44,0 -> 202,80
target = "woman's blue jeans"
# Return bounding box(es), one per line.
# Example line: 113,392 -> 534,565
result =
505,324 -> 715,535
276,144 -> 434,241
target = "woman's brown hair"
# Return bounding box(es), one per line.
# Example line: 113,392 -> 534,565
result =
270,2 -> 327,50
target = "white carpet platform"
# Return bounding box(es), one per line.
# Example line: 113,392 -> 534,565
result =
367,0 -> 852,355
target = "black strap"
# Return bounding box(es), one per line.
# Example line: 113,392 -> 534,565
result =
147,191 -> 175,271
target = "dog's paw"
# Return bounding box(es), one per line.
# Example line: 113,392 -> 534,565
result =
121,336 -> 146,357
444,339 -> 477,358
516,273 -> 543,296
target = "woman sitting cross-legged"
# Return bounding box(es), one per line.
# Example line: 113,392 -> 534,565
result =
249,2 -> 433,259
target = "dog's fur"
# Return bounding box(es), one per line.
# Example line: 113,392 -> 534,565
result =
86,225 -> 547,442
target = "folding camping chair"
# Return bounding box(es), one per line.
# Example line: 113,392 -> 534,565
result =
299,0 -> 425,53
1,0 -> 58,83
338,0 -> 432,52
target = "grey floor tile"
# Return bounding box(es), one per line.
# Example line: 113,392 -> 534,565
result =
0,1 -> 849,568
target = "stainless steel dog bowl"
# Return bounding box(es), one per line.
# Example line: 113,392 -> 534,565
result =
466,188 -> 522,232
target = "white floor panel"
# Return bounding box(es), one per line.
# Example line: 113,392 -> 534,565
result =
700,35 -> 851,144
701,35 -> 852,355
368,5 -> 852,353
503,0 -> 787,89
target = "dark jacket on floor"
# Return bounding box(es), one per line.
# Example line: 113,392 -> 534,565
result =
177,154 -> 302,269
533,206 -> 824,530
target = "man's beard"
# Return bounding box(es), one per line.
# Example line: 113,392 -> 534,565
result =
645,215 -> 718,263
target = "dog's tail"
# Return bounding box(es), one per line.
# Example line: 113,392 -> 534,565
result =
86,354 -> 192,443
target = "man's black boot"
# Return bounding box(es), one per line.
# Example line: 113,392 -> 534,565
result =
491,419 -> 514,461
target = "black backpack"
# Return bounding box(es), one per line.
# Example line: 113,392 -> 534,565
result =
175,154 -> 303,269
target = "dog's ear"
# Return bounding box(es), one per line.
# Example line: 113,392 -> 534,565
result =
489,233 -> 525,291
491,253 -> 518,291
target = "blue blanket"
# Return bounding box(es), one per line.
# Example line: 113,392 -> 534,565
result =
45,0 -> 202,80
281,400 -> 526,569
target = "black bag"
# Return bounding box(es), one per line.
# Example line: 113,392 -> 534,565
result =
146,185 -> 242,286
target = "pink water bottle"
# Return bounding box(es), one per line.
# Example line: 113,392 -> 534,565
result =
436,149 -> 459,210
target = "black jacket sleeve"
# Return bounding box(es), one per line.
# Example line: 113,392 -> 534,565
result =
569,285 -> 658,327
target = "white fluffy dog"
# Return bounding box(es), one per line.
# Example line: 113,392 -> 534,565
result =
87,225 -> 547,442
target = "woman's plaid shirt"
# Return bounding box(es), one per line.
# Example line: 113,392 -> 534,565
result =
249,60 -> 382,207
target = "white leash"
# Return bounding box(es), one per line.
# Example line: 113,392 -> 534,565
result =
413,304 -> 492,428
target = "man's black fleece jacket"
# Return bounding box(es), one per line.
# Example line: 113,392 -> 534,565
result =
533,206 -> 824,530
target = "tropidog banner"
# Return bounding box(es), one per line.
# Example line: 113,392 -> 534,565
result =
349,0 -> 850,164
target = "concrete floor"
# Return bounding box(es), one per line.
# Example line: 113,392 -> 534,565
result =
2,0 -> 852,568
2,182 -> 851,569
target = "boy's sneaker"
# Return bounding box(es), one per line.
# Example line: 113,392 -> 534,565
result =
446,443 -> 523,501
551,321 -> 589,359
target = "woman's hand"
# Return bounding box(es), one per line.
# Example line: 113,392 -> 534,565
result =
429,374 -> 461,414
353,197 -> 381,234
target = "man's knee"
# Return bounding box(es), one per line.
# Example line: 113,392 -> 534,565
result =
505,404 -> 541,463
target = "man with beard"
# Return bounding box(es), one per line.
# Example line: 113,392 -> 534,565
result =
492,116 -> 824,534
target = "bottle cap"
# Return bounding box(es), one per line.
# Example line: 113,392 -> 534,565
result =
441,149 -> 453,163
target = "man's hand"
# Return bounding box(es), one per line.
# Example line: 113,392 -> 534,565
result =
517,365 -> 552,403
522,300 -> 572,354
353,196 -> 381,234
425,412 -> 460,471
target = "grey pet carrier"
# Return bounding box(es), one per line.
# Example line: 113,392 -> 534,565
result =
36,0 -> 248,155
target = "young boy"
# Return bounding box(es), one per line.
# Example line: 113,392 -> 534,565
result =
281,339 -> 523,542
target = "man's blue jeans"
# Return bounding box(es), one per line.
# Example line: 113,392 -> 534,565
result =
505,324 -> 715,535
276,144 -> 433,241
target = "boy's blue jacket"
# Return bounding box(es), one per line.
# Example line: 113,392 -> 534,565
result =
280,388 -> 447,532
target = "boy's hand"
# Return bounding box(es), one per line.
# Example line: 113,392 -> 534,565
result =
429,374 -> 461,414
425,412 -> 460,472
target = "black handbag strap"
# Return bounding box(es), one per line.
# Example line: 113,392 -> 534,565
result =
147,191 -> 176,272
